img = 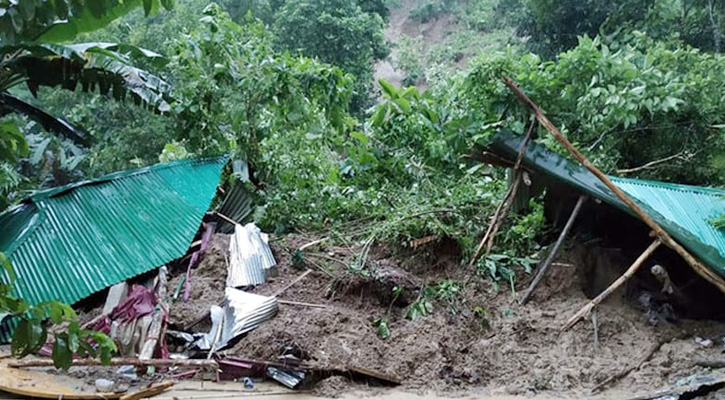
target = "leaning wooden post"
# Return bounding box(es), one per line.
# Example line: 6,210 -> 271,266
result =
563,239 -> 662,330
469,119 -> 536,267
502,76 -> 725,297
521,194 -> 587,304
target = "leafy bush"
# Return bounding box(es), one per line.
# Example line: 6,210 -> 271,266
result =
458,33 -> 725,185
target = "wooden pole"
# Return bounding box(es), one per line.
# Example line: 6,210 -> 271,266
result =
9,358 -> 219,369
563,239 -> 661,330
521,195 -> 587,304
502,76 -> 725,296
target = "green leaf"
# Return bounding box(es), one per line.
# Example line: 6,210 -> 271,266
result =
350,131 -> 369,144
12,319 -> 47,357
36,0 -> 172,44
372,317 -> 390,339
0,252 -> 15,282
52,335 -> 73,371
378,79 -> 397,98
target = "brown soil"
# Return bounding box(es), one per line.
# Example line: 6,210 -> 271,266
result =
204,235 -> 725,399
157,233 -> 725,399
168,234 -> 230,330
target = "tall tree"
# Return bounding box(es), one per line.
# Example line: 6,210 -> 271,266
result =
272,0 -> 389,113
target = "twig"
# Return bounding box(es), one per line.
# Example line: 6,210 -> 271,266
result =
587,127 -> 615,151
278,299 -> 328,308
503,75 -> 725,296
301,256 -> 336,278
591,338 -> 674,393
306,252 -> 349,267
298,237 -> 328,251
521,195 -> 587,304
695,359 -> 725,368
592,308 -> 599,351
616,152 -> 687,174
563,239 -> 661,331
215,212 -> 239,226
484,171 -> 523,255
273,270 -> 313,297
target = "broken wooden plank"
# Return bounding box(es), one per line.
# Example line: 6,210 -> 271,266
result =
103,282 -> 129,315
0,359 -> 122,399
119,381 -> 174,400
140,266 -> 169,360
521,195 -> 587,304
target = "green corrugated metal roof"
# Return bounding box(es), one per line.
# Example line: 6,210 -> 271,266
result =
489,131 -> 725,277
0,156 -> 227,341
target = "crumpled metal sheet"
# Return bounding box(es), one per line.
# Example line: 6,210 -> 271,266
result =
266,366 -> 306,389
227,223 -> 277,287
195,288 -> 278,351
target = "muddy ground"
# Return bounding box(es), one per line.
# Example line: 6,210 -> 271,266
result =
166,233 -> 725,399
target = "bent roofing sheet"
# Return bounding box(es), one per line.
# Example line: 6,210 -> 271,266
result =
489,132 -> 725,277
0,156 -> 226,313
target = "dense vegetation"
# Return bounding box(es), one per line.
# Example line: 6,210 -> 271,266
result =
1,0 -> 724,363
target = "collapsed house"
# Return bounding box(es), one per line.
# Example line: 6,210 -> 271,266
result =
0,156 -> 397,398
0,157 -> 231,342
482,131 -> 725,321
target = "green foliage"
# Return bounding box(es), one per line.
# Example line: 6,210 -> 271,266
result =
459,34 -> 725,185
472,306 -> 491,329
0,254 -> 116,370
0,0 -> 174,45
372,317 -> 391,339
406,297 -> 433,320
519,0 -> 725,56
519,0 -> 655,57
166,5 -> 353,158
272,0 -> 389,112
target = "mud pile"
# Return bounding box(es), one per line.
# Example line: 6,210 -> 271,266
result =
167,233 -> 725,398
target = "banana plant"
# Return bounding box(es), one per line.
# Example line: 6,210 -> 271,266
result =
0,0 -> 174,153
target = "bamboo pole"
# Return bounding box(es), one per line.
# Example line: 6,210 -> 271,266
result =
469,119 -> 536,267
563,239 -> 661,330
502,76 -> 725,296
521,195 -> 587,304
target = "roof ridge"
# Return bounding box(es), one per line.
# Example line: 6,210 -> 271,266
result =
29,155 -> 227,201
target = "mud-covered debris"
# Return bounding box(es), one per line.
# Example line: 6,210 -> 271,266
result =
327,261 -> 421,306
266,366 -> 306,389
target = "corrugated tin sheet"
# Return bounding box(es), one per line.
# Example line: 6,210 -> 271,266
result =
227,223 -> 276,287
194,288 -> 278,351
0,157 -> 227,342
488,131 -> 725,277
217,183 -> 253,234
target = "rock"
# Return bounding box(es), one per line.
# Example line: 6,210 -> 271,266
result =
95,378 -> 115,392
